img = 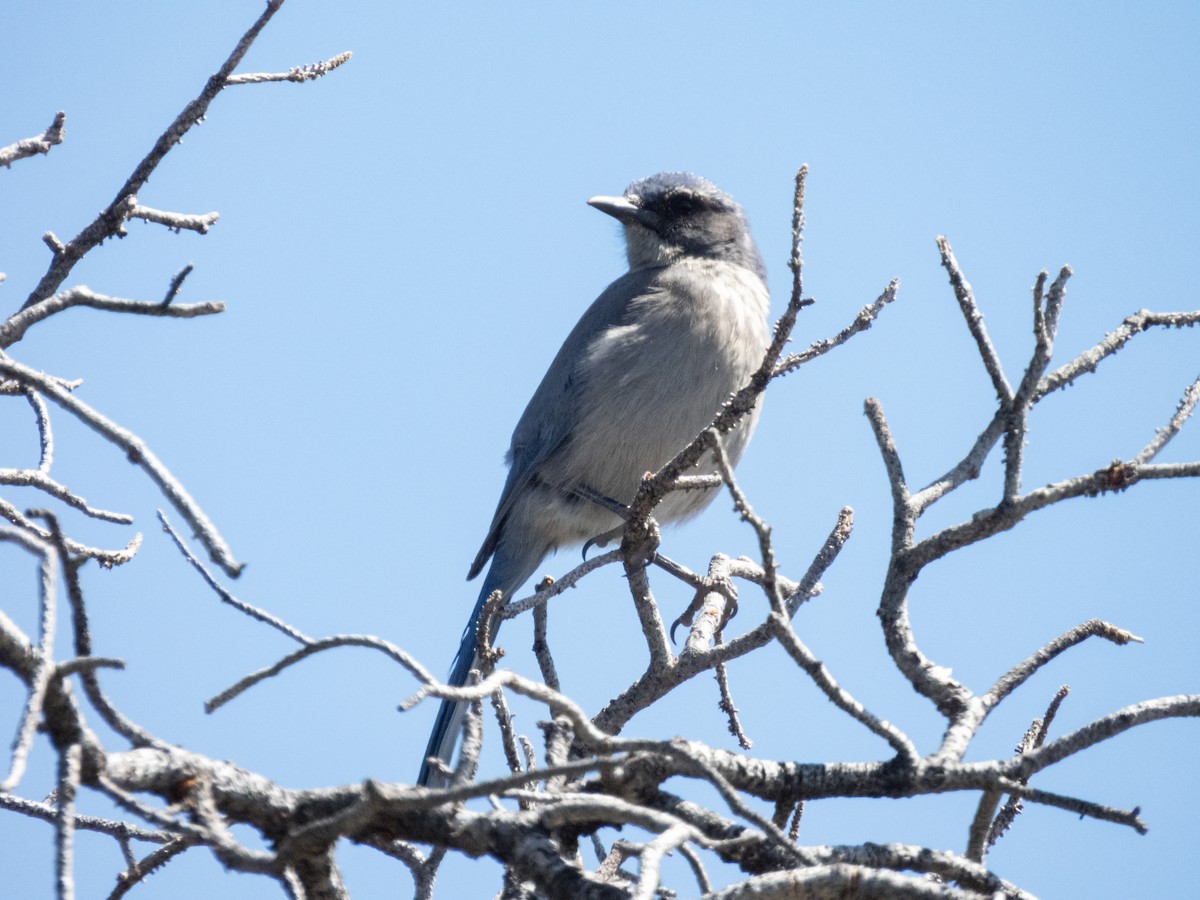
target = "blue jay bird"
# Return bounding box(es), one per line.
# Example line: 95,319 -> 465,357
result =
418,172 -> 770,787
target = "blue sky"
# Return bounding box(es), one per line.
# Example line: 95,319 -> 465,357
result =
2,2 -> 1197,897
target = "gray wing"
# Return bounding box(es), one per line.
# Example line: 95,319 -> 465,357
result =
468,267 -> 660,579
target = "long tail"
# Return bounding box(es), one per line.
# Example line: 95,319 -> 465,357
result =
417,546 -> 538,786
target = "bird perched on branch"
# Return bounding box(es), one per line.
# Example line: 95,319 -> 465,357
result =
419,172 -> 771,786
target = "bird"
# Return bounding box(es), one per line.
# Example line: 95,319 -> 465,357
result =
418,172 -> 771,787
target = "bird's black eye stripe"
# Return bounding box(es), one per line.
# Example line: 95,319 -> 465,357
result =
656,191 -> 703,217
670,193 -> 697,215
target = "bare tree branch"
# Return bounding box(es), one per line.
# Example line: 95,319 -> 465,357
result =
0,111 -> 66,168
1137,373 -> 1200,463
0,356 -> 242,576
126,204 -> 219,235
226,50 -> 353,84
937,236 -> 1012,404
55,744 -> 81,900
1038,308 -> 1200,397
159,511 -> 312,644
2,284 -> 224,348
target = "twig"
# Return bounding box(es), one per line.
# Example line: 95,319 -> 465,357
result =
592,510 -> 846,739
619,518 -> 673,672
676,555 -> 738,653
226,51 -> 353,85
996,777 -> 1146,833
981,620 -> 1139,714
936,237 -> 1012,404
940,619 -> 1141,763
0,468 -> 133,523
663,745 -> 813,867
1038,309 -> 1200,398
1003,266 -> 1072,501
677,841 -> 712,894
713,639 -> 751,750
96,772 -> 276,873
209,634 -> 434,713
911,409 -> 1006,512
986,686 -> 1070,849
2,285 -> 224,349
38,513 -> 163,748
161,265 -> 193,306
911,458 -> 1200,570
1136,374 -> 1200,464
0,497 -> 140,567
0,111 -> 66,168
631,824 -> 689,900
108,837 -> 199,900
490,688 -> 528,785
863,398 -> 911,518
1018,694 -> 1200,776
770,611 -> 919,762
709,429 -> 781,614
127,205 -> 219,235
0,357 -> 242,576
498,549 -> 622,622
965,789 -> 1001,863
25,388 -> 54,472
531,601 -> 560,692
55,745 -> 81,900
158,511 -> 310,644
22,0 -> 286,311
0,791 -> 171,844
773,280 -> 899,377
2,533 -> 59,791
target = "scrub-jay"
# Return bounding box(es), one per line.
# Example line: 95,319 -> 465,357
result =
419,172 -> 770,786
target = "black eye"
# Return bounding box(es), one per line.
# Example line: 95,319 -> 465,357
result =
664,193 -> 699,217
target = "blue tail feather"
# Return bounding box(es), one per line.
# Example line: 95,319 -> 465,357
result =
417,545 -> 539,786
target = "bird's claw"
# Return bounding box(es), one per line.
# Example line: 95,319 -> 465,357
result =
582,524 -> 625,560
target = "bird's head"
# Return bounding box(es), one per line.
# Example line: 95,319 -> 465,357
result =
588,173 -> 766,280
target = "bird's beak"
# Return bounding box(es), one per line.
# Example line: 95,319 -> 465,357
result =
588,195 -> 660,230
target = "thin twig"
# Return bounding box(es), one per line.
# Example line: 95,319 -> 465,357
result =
25,388 -> 54,472
1136,374 -> 1200,464
162,264 -> 194,305
713,633 -> 751,750
108,838 -> 199,900
2,285 -> 224,349
863,398 -> 911,516
226,51 -> 353,85
987,686 -> 1070,849
39,514 -> 162,748
773,280 -> 899,377
2,533 -> 59,791
127,205 -> 219,234
981,620 -> 1139,713
771,612 -> 919,762
531,600 -> 560,692
0,357 -> 241,576
55,745 -> 81,900
208,634 -> 434,713
1003,266 -> 1072,502
0,468 -> 132,523
22,0 -> 286,311
1037,309 -> 1200,398
0,497 -> 140,567
0,789 -> 171,851
158,511 -> 310,644
936,236 -> 1012,404
0,111 -> 66,168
